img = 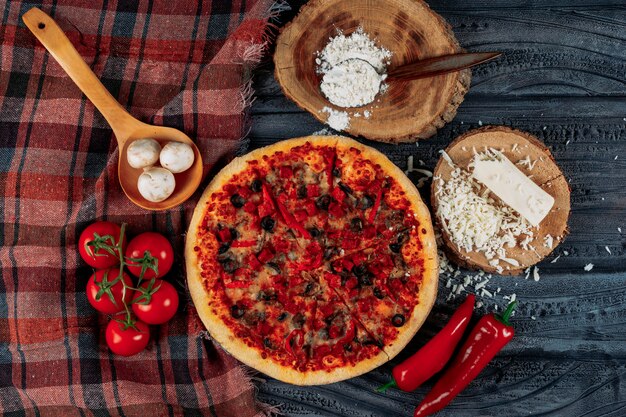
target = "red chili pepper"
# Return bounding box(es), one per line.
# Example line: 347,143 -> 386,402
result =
331,186 -> 345,202
413,301 -> 517,417
285,329 -> 304,357
261,183 -> 277,212
230,239 -> 257,248
293,209 -> 308,223
377,295 -> 475,393
339,320 -> 356,345
263,183 -> 312,239
217,228 -> 231,242
224,280 -> 252,288
368,187 -> 384,223
257,247 -> 274,263
326,150 -> 336,189
306,184 -> 320,198
242,201 -> 257,214
247,253 -> 262,271
304,200 -> 318,216
276,199 -> 312,239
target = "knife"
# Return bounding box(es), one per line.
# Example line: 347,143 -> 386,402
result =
387,52 -> 501,81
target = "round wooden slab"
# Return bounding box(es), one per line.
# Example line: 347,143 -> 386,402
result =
274,0 -> 471,143
431,126 -> 571,275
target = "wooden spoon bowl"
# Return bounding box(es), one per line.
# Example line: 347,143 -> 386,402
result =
23,8 -> 203,211
274,0 -> 471,143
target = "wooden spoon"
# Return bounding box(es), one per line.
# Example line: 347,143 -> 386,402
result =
22,8 -> 203,211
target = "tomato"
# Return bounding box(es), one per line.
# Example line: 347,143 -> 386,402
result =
125,232 -> 174,279
132,280 -> 179,324
86,268 -> 133,314
105,318 -> 150,356
78,221 -> 125,269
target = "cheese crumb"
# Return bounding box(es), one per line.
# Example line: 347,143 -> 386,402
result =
532,266 -> 540,281
605,246 -> 611,255
544,234 -> 553,249
584,263 -> 594,271
550,255 -> 561,264
321,107 -> 350,131
516,156 -> 537,170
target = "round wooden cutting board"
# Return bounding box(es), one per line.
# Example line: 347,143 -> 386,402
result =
274,0 -> 471,143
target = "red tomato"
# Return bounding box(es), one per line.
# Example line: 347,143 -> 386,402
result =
132,280 -> 179,324
78,221 -> 125,269
125,232 -> 174,279
86,268 -> 133,314
105,319 -> 150,356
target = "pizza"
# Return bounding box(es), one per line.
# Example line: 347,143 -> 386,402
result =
185,136 -> 438,385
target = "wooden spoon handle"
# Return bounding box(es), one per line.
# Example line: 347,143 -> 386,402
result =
387,52 -> 502,81
22,7 -> 138,142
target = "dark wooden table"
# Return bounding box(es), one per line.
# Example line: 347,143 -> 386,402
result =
248,1 -> 626,415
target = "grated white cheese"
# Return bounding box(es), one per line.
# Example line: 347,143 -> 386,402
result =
544,234 -> 554,249
584,263 -> 594,271
517,156 -> 537,170
533,266 -> 540,281
550,255 -> 561,263
618,227 -> 622,233
434,152 -> 534,263
605,246 -> 611,255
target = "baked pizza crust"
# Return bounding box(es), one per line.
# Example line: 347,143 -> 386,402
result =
186,135 -> 438,384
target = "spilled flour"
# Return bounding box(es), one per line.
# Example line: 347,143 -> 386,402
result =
316,27 -> 391,130
321,107 -> 350,131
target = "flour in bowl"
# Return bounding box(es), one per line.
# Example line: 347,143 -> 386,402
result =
316,28 -> 391,110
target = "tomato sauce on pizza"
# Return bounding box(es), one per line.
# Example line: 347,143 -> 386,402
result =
186,136 -> 438,385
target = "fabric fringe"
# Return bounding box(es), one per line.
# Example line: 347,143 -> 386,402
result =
234,0 -> 290,158
239,366 -> 283,417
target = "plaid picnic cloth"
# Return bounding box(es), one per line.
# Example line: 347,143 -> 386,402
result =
0,1 -> 282,416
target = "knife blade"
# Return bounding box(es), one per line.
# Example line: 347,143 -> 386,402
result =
387,52 -> 502,81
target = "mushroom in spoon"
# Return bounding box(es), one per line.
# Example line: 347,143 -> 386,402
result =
22,8 -> 203,211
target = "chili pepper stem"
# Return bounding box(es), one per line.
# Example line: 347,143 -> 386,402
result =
376,380 -> 397,393
495,301 -> 518,326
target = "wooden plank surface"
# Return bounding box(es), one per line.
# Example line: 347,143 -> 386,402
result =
247,1 -> 626,415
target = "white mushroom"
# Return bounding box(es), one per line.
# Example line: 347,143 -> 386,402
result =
159,141 -> 195,173
126,138 -> 161,169
137,167 -> 175,202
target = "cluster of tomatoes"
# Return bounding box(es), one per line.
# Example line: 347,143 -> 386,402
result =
78,221 -> 179,356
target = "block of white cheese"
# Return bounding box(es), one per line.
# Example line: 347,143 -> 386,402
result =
472,153 -> 554,227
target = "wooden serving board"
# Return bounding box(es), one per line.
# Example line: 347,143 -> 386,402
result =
274,0 -> 470,143
249,0 -> 626,416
